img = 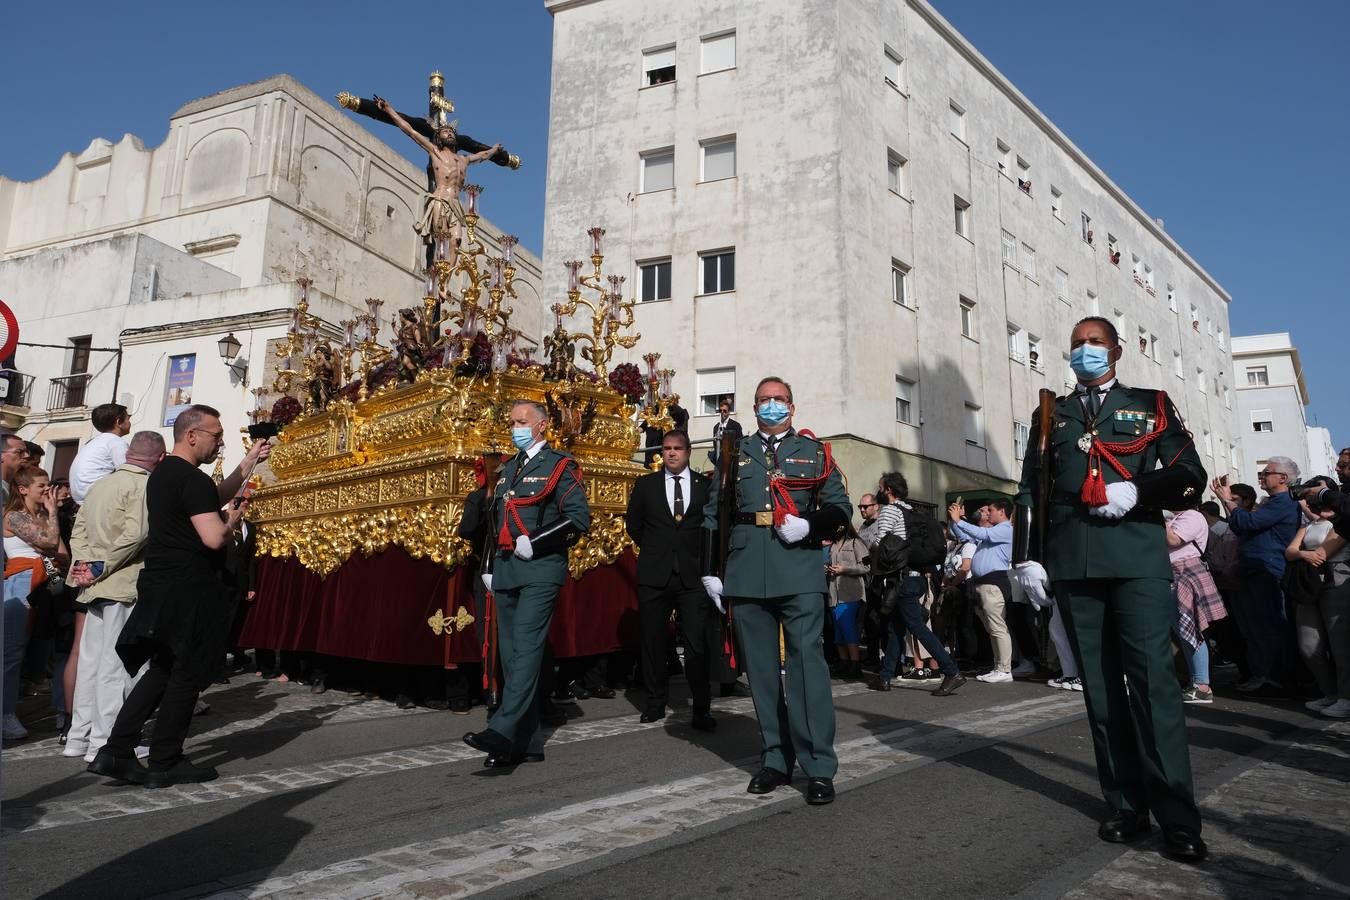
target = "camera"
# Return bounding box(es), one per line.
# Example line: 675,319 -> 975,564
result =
1291,476 -> 1337,509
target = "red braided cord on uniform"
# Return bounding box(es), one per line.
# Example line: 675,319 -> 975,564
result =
496,457 -> 583,550
1081,392 -> 1170,506
769,441 -> 837,526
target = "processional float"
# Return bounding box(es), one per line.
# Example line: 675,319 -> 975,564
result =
239,73 -> 681,667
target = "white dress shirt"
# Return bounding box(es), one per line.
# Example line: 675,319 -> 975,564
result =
664,465 -> 691,517
69,432 -> 128,503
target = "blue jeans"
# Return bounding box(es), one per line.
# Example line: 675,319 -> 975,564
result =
3,571 -> 34,717
880,575 -> 959,678
1171,586 -> 1210,686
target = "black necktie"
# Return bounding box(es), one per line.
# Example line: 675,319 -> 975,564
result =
511,451 -> 528,484
672,474 -> 685,521
762,435 -> 780,468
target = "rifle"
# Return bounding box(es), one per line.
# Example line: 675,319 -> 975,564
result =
1014,388 -> 1057,565
712,430 -> 739,577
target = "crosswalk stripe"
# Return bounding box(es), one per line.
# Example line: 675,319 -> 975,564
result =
204,695 -> 1084,899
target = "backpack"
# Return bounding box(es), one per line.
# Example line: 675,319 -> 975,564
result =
1202,527 -> 1239,588
901,505 -> 947,569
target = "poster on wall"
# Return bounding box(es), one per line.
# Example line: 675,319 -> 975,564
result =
162,353 -> 197,427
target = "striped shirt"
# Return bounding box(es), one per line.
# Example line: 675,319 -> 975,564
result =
874,500 -> 910,540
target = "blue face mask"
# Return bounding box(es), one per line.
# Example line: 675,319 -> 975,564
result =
511,426 -> 537,450
1070,344 -> 1113,381
755,399 -> 791,426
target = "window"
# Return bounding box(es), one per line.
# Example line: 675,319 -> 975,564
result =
1131,253 -> 1142,283
1250,409 -> 1273,433
1016,157 -> 1032,194
638,258 -> 672,302
1149,333 -> 1159,361
964,403 -> 983,446
1107,234 -> 1119,264
700,137 -> 736,181
1205,317 -> 1213,338
1051,186 -> 1063,221
996,140 -> 1011,176
1063,353 -> 1075,390
1190,304 -> 1200,330
1197,367 -> 1207,394
69,335 -> 92,375
1028,334 -> 1043,370
949,100 -> 967,142
954,196 -> 970,237
1144,264 -> 1155,293
1203,430 -> 1213,458
1001,230 -> 1017,266
1138,327 -> 1149,355
1216,325 -> 1225,348
697,368 -> 736,416
960,297 -> 976,338
887,150 -> 908,195
1054,267 -> 1069,300
699,249 -> 735,294
700,31 -> 735,74
640,148 -> 674,192
643,45 -> 676,86
1014,421 -> 1030,460
1230,446 -> 1239,469
1173,351 -> 1183,379
891,259 -> 912,307
1113,308 -> 1125,340
895,376 -> 916,424
1246,366 -> 1268,386
1081,212 -> 1093,244
1167,283 -> 1177,312
1021,243 -> 1037,281
1224,382 -> 1231,408
1007,324 -> 1025,364
883,46 -> 904,90
1087,289 -> 1099,316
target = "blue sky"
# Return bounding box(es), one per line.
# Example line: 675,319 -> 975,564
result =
3,1 -> 1345,447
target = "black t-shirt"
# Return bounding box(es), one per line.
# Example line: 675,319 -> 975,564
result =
143,455 -> 226,573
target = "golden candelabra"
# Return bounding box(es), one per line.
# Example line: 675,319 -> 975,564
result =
554,227 -> 639,380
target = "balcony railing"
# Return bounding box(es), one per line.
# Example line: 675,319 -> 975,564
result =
47,373 -> 92,411
0,369 -> 35,407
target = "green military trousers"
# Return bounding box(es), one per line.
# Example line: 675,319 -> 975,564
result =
732,593 -> 838,778
488,582 -> 559,755
1055,577 -> 1201,832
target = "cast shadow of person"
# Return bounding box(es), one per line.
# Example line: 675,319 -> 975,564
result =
33,784 -> 336,900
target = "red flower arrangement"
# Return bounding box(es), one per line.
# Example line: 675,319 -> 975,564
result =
608,362 -> 646,403
271,395 -> 302,426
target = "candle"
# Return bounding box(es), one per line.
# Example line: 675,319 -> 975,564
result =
501,235 -> 518,266
490,257 -> 504,290
464,308 -> 479,338
424,267 -> 437,297
465,184 -> 481,215
566,261 -> 581,293
298,278 -> 310,305
435,235 -> 449,261
492,340 -> 509,373
365,297 -> 383,320
587,226 -> 605,257
551,303 -> 565,329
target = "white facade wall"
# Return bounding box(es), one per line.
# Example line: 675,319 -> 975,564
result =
543,0 -> 1241,499
1232,332 -> 1315,483
1,75 -> 543,472
1307,426 -> 1338,482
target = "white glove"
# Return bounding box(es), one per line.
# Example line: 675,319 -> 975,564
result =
481,574 -> 493,592
1014,561 -> 1050,610
701,576 -> 725,613
1088,481 -> 1138,520
774,513 -> 810,544
514,534 -> 534,560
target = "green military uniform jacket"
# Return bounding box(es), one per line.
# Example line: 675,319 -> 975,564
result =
490,444 -> 591,590
703,429 -> 851,598
1015,382 -> 1206,581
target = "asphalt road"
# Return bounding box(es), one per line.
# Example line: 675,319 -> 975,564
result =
1,666 -> 1344,899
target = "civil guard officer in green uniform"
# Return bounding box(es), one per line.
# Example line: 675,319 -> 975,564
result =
1013,317 -> 1207,862
464,399 -> 590,768
701,376 -> 851,805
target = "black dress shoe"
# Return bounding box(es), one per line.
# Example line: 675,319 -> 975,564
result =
588,685 -> 616,700
87,749 -> 148,785
145,756 -> 219,788
932,673 -> 967,696
424,698 -> 449,711
690,711 -> 717,732
747,767 -> 791,794
310,679 -> 328,695
869,677 -> 892,692
450,698 -> 472,715
639,708 -> 667,723
1162,826 -> 1208,862
396,693 -> 416,709
1097,810 -> 1152,843
484,751 -> 545,768
463,729 -> 513,756
806,777 -> 835,805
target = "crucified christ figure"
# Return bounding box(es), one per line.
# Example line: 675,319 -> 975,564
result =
374,96 -> 500,273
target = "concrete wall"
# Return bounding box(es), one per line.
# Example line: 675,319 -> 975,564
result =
544,0 -> 1242,501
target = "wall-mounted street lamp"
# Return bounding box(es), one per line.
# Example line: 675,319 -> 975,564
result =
218,332 -> 248,384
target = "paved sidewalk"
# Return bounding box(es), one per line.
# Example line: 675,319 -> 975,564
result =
1063,720 -> 1350,899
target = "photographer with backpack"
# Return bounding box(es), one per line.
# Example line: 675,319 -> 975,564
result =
867,472 -> 966,696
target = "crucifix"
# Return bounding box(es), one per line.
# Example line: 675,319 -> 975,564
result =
338,72 -> 520,271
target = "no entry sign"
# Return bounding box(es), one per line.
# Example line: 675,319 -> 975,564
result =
0,300 -> 16,361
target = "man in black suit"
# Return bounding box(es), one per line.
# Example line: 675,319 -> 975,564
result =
625,429 -> 716,729
708,395 -> 742,467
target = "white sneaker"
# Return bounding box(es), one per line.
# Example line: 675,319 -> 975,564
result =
1046,676 -> 1067,689
62,740 -> 90,759
83,750 -> 96,763
1011,660 -> 1036,677
1321,699 -> 1350,719
977,670 -> 1014,683
1064,677 -> 1084,692
2,714 -> 28,741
